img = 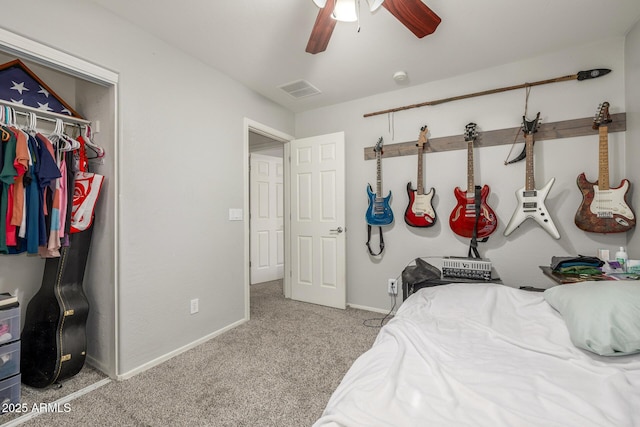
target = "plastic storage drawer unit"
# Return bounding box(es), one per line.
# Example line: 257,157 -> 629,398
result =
0,374 -> 21,413
0,307 -> 19,345
0,341 -> 20,380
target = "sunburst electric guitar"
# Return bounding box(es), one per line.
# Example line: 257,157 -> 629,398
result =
405,126 -> 436,227
449,123 -> 497,238
366,137 -> 394,226
504,113 -> 560,239
574,102 -> 635,233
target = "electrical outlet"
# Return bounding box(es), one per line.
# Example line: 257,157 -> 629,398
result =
190,298 -> 199,314
387,278 -> 398,295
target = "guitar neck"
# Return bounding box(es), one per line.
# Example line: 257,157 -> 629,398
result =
376,152 -> 382,197
416,144 -> 424,194
525,134 -> 535,191
466,140 -> 474,193
598,125 -> 610,190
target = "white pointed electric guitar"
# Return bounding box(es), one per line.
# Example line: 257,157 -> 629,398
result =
504,113 -> 560,239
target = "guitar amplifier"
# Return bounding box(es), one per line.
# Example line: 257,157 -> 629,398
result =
442,257 -> 492,281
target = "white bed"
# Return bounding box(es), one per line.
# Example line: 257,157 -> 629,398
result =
314,282 -> 640,427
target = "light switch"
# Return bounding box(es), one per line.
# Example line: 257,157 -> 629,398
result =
229,208 -> 243,221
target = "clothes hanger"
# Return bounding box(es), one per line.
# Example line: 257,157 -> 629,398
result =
0,127 -> 9,142
49,119 -> 80,152
80,124 -> 105,158
48,119 -> 70,153
0,108 -> 14,141
0,113 -> 10,141
27,112 -> 38,133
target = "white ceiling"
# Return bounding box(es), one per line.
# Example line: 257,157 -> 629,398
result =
89,0 -> 640,114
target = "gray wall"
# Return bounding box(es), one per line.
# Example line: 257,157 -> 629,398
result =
296,37 -> 632,312
0,0 -> 294,377
1,0 -> 637,378
625,20 -> 640,257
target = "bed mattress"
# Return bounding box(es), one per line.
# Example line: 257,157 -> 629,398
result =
314,283 -> 640,427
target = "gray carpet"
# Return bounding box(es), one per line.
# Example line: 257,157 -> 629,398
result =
7,280 -> 384,426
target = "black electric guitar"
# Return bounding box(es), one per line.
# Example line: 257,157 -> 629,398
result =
366,137 -> 394,226
404,126 -> 436,227
449,123 -> 497,238
504,113 -> 560,239
574,102 -> 635,233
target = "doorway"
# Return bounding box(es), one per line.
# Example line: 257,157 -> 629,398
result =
249,133 -> 284,284
243,119 -> 293,320
243,121 -> 347,317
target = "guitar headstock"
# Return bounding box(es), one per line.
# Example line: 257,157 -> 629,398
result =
417,125 -> 428,148
464,122 -> 478,142
373,137 -> 383,154
522,112 -> 541,135
592,101 -> 612,129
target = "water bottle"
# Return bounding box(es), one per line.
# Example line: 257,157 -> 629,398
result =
615,247 -> 628,272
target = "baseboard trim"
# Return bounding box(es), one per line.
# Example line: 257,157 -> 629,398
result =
3,378 -> 111,426
347,303 -> 396,315
116,317 -> 248,380
85,355 -> 111,378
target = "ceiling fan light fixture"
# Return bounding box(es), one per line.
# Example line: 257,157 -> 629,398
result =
332,0 -> 358,22
366,0 -> 384,12
312,0 -> 327,8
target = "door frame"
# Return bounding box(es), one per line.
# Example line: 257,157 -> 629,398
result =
243,118 -> 293,320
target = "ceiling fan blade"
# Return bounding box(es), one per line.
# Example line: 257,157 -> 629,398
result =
382,0 -> 441,38
306,3 -> 337,54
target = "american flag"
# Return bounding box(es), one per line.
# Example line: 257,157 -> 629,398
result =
0,59 -> 77,117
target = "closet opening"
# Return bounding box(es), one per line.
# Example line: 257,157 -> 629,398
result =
0,28 -> 118,422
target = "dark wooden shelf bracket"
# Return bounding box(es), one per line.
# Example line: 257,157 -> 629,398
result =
364,113 -> 626,160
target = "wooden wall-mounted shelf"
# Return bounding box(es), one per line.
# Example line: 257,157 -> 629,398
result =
363,113 -> 626,160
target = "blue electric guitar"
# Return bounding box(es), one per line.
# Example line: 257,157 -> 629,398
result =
366,137 -> 394,226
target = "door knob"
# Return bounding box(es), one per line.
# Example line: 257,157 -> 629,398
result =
329,227 -> 344,234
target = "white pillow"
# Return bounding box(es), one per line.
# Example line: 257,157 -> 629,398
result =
544,281 -> 640,356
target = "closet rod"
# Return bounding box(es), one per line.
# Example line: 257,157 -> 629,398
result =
0,98 -> 90,126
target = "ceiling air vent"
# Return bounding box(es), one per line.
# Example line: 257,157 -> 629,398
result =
278,79 -> 321,99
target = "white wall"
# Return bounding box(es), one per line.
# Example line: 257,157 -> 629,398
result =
296,38 -> 631,312
0,0 -> 294,376
625,20 -> 640,256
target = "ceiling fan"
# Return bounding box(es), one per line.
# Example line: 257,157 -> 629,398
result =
306,0 -> 441,54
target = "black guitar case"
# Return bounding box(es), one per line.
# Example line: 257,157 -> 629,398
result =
21,226 -> 93,388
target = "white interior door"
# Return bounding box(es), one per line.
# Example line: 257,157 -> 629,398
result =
250,154 -> 284,284
290,132 -> 346,309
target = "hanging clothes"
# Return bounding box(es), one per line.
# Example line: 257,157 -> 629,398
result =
0,125 -> 17,254
0,109 -> 103,257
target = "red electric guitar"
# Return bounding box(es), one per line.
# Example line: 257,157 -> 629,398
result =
574,102 -> 635,233
404,126 -> 436,227
449,123 -> 497,238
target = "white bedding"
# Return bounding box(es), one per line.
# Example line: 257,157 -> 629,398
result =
314,283 -> 640,427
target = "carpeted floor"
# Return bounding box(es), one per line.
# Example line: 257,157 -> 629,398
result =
5,280 -> 384,426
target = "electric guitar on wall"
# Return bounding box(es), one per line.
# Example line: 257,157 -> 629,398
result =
574,102 -> 635,233
405,125 -> 436,227
504,113 -> 560,239
366,137 -> 394,226
449,123 -> 497,238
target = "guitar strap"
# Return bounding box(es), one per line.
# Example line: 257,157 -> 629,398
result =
366,224 -> 385,256
468,185 -> 488,259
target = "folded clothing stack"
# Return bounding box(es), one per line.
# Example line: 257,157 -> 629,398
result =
550,255 -> 605,276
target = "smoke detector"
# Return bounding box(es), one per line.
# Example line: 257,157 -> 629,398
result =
393,71 -> 408,83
